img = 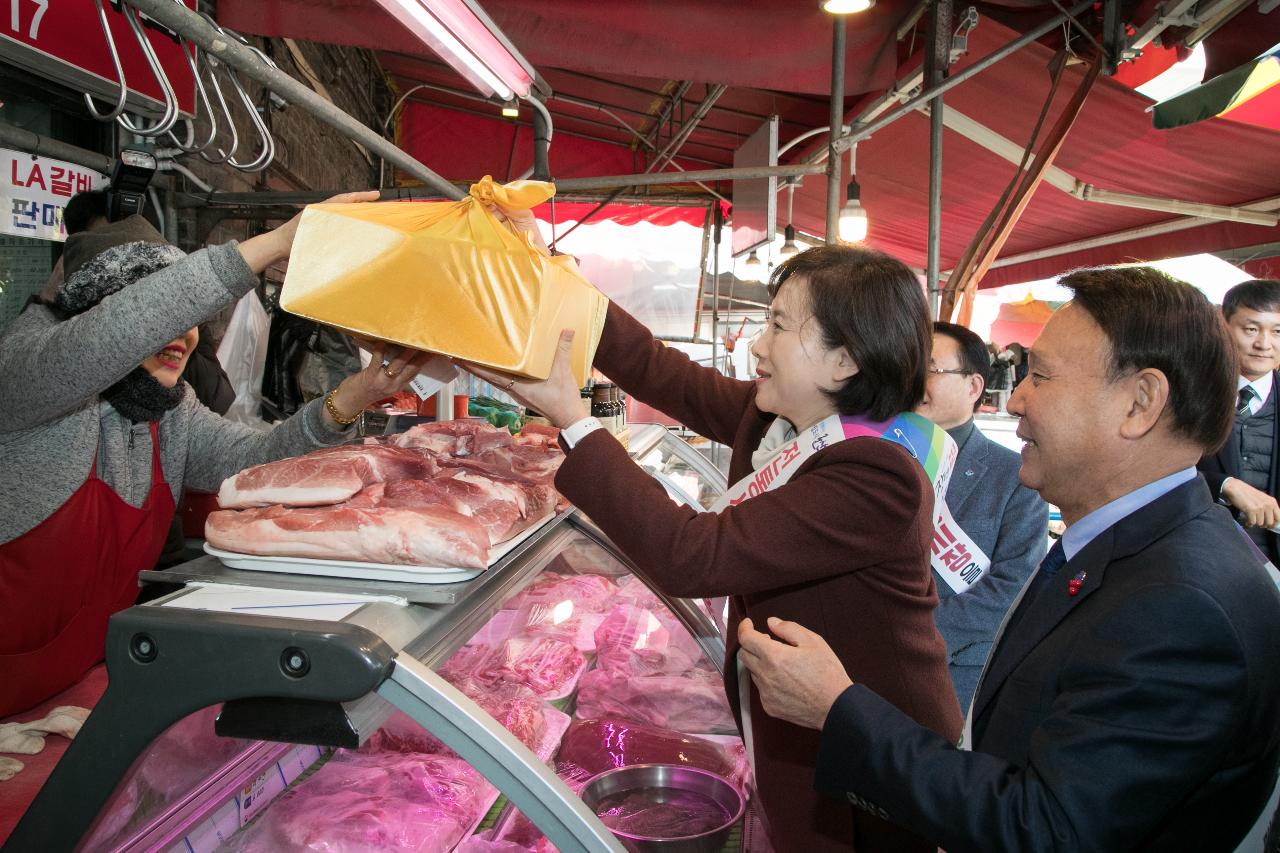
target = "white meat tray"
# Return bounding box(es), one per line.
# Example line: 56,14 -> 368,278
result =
203,514 -> 556,585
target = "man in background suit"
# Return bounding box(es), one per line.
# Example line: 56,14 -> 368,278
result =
1199,279 -> 1280,564
739,266 -> 1280,852
917,322 -> 1047,710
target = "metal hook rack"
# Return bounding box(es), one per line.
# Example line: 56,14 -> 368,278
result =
83,0 -> 277,173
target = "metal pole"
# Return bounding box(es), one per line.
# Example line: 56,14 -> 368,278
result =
648,85 -> 727,174
531,97 -> 552,181
0,122 -> 113,174
826,18 -> 846,245
711,203 -> 722,377
555,162 -> 826,192
925,0 -> 953,319
123,0 -> 464,200
828,0 -> 1094,156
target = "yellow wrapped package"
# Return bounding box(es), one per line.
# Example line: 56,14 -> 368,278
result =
280,177 -> 608,386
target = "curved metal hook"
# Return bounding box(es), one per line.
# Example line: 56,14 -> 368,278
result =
116,4 -> 179,136
83,0 -> 129,122
166,44 -> 218,152
190,10 -> 275,171
224,66 -> 275,172
198,54 -> 240,164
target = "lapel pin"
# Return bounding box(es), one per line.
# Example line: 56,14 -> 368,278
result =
1068,570 -> 1087,596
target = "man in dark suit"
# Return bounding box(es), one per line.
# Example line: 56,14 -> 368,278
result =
739,266 -> 1280,852
917,322 -> 1047,710
1199,279 -> 1280,564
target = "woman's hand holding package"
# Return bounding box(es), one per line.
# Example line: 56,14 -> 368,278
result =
458,329 -> 584,428
237,190 -> 381,273
323,342 -> 432,427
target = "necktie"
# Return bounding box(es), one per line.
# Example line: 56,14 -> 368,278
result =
1026,539 -> 1067,599
1238,386 -> 1257,416
995,539 -> 1068,643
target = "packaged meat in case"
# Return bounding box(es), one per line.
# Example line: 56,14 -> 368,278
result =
226,751 -> 488,852
440,632 -> 588,701
507,598 -> 608,652
593,603 -> 706,676
573,668 -> 736,734
503,572 -> 619,614
474,636 -> 589,700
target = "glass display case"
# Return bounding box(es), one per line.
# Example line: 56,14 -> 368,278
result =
628,423 -> 729,511
8,433 -> 746,853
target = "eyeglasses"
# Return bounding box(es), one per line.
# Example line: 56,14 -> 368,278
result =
927,367 -> 971,376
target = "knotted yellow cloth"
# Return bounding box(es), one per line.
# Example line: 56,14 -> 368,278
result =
281,177 -> 607,385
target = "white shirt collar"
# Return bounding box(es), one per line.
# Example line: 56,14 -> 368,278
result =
1238,372 -> 1273,416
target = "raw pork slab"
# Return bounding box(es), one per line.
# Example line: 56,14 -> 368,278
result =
218,443 -> 435,509
441,443 -> 564,487
370,470 -> 552,546
394,420 -> 514,456
205,502 -> 489,568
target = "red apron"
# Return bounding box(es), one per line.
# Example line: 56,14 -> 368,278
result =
0,422 -> 175,717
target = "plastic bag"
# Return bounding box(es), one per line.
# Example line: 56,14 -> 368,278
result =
216,291 -> 272,428
281,177 -> 607,386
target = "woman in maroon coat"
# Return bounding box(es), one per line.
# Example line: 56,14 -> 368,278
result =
467,244 -> 962,852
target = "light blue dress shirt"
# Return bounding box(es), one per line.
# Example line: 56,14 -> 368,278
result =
1060,467 -> 1197,561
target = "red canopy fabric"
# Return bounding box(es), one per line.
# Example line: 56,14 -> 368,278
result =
528,201 -> 709,229
216,0 -> 910,97
218,2 -> 1280,288
785,18 -> 1280,286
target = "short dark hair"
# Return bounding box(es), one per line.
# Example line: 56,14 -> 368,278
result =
1061,266 -> 1235,453
1222,279 -> 1280,321
63,190 -> 108,236
933,321 -> 991,412
768,245 -> 929,421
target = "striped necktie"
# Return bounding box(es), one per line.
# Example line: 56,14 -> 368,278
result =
1238,386 -> 1257,417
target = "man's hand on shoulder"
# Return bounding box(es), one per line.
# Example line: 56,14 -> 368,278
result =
1221,478 -> 1280,528
738,617 -> 854,731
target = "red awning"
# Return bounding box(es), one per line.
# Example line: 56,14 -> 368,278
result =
785,18 -> 1280,286
218,1 -> 1280,288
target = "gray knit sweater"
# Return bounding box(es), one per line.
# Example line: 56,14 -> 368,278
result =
0,243 -> 353,543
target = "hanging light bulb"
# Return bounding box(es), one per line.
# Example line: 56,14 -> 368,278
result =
779,224 -> 800,259
821,0 -> 874,13
779,179 -> 800,259
838,184 -> 868,242
501,98 -> 520,118
837,144 -> 869,242
743,249 -> 763,279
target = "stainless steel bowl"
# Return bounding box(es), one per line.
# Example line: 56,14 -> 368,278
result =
580,763 -> 745,853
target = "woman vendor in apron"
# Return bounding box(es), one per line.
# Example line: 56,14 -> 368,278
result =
0,194 -> 427,717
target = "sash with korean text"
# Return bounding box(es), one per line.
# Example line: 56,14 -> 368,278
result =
710,412 -> 991,595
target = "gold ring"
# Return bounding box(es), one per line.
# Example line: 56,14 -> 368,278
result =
384,366 -> 399,378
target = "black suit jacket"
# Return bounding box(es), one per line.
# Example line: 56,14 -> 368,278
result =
1198,373 -> 1280,559
813,476 -> 1280,852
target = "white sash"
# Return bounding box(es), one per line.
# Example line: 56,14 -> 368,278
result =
712,414 -> 990,593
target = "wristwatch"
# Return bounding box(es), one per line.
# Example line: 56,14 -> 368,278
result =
556,417 -> 604,453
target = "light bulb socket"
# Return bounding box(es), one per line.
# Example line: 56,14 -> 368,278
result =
845,180 -> 861,203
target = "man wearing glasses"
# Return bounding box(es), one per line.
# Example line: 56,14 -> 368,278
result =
915,322 -> 1047,710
